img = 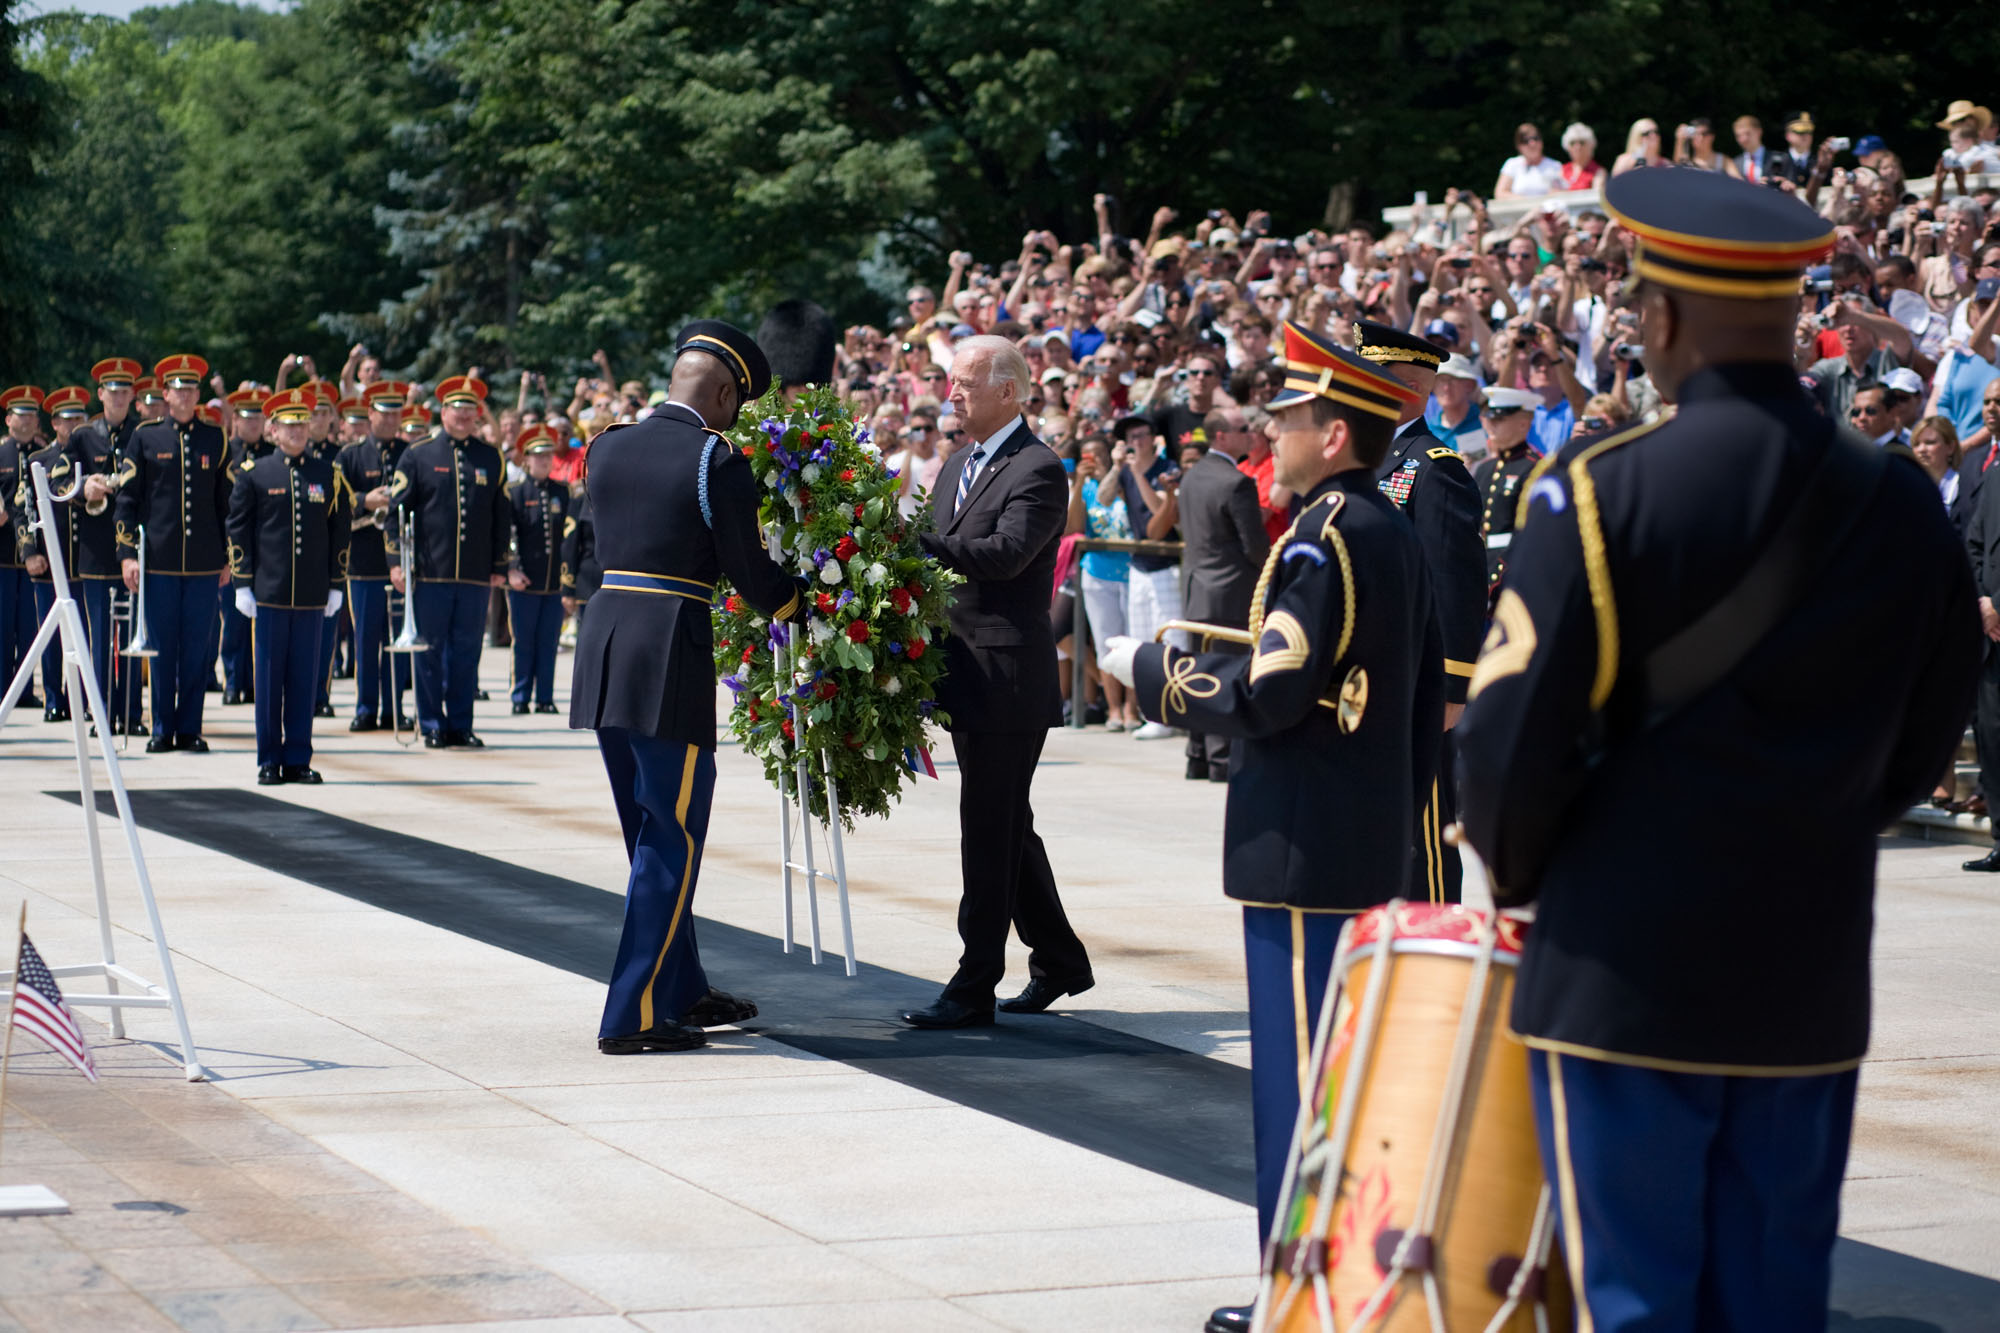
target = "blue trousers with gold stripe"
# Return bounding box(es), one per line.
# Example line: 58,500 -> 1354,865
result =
144,571 -> 218,740
1529,1050 -> 1857,1332
0,566 -> 33,699
1243,904 -> 1346,1243
596,727 -> 715,1038
507,590 -> 561,707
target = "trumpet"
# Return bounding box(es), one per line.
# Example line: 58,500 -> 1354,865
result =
383,506 -> 428,748
121,525 -> 157,659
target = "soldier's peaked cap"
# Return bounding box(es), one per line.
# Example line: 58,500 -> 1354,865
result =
1356,320 -> 1446,371
1270,321 -> 1422,418
675,320 -> 771,402
754,300 -> 837,391
1604,167 -> 1834,300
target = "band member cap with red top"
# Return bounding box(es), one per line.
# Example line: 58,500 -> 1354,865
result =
263,387 -> 316,424
1269,320 -> 1423,419
435,375 -> 488,407
306,379 -> 339,409
90,357 -> 142,388
363,379 -> 411,410
44,386 -> 91,418
338,396 -> 368,422
516,424 -> 558,454
1,386 -> 45,415
226,388 -> 264,417
154,354 -> 208,388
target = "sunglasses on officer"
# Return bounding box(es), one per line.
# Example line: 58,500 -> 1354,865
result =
1480,405 -> 1526,420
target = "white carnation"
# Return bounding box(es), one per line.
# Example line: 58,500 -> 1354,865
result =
819,560 -> 843,584
866,561 -> 888,585
882,675 -> 903,695
810,618 -> 835,644
801,463 -> 822,484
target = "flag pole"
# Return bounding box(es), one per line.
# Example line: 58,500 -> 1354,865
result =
0,902 -> 25,1170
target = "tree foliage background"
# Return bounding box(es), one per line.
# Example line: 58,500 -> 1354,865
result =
5,0 -> 1996,388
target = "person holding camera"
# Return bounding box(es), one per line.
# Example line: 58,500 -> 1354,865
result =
1673,117 -> 1743,176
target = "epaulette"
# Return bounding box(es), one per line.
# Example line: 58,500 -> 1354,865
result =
1426,445 -> 1459,461
1310,489 -> 1347,543
596,422 -> 635,440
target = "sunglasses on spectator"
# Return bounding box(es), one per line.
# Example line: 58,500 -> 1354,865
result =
1849,404 -> 1884,418
1188,368 -> 1220,378
1480,406 -> 1525,420
1111,333 -> 1136,344
923,371 -> 947,382
945,429 -> 966,441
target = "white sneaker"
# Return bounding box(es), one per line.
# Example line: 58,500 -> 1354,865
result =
1131,721 -> 1177,740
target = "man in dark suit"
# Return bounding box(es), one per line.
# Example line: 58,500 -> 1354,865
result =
571,321 -> 807,1054
1962,429 -> 2000,865
1173,417 -> 1270,781
901,334 -> 1094,1029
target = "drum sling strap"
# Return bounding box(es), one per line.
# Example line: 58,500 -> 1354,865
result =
1636,429 -> 1889,731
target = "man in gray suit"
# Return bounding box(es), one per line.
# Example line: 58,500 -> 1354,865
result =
1174,410 -> 1272,780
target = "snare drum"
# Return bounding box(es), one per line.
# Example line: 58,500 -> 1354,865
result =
1255,902 -> 1567,1332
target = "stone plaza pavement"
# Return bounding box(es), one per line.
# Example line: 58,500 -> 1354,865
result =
0,651 -> 1996,1331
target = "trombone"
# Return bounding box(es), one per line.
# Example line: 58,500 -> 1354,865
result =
1157,619 -> 1254,649
383,505 -> 428,747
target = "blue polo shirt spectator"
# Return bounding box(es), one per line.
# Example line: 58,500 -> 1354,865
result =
1530,395 -> 1575,455
1936,346 -> 2000,439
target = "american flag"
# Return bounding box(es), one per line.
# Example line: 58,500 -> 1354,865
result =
11,935 -> 97,1082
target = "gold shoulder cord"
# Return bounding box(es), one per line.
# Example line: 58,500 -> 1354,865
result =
1566,429 -> 1647,710
1246,523 -> 1294,641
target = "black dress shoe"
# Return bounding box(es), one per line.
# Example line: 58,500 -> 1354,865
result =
1205,1304 -> 1253,1333
1964,848 -> 2000,872
396,713 -> 415,730
474,688 -> 490,701
223,689 -> 249,706
455,731 -> 484,748
314,702 -> 336,718
423,731 -> 445,749
349,714 -> 378,732
511,702 -> 529,715
256,764 -> 283,785
900,998 -> 995,1029
204,680 -> 222,693
282,765 -> 323,784
145,735 -> 174,754
998,973 -> 1096,1014
534,702 -> 559,714
176,735 -> 209,754
43,705 -> 69,723
597,1021 -> 708,1054
684,988 -> 758,1027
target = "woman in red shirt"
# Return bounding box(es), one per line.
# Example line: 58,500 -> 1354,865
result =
1560,123 -> 1604,191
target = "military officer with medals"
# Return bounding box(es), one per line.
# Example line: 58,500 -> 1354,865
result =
1457,168 -> 1980,1332
572,320 -> 806,1055
2,386 -> 45,707
218,388 -> 270,705
1101,322 -> 1443,1333
1468,385 -> 1539,594
374,375 -> 507,748
504,425 -> 566,714
1356,320 -> 1488,904
227,386 -> 351,785
114,354 -> 231,752
338,380 -> 414,731
56,357 -> 144,732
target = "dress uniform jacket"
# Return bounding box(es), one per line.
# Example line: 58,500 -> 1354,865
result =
1133,469 -> 1445,908
570,405 -> 804,746
227,452 -> 351,608
17,438 -> 118,579
115,414 -> 231,573
1457,362 -> 1980,1071
334,435 -> 403,580
50,420 -> 129,579
1377,419 -> 1486,699
561,485 -> 599,602
385,433 -> 509,585
507,477 -> 567,593
1471,442 -> 1538,591
0,438 -> 25,570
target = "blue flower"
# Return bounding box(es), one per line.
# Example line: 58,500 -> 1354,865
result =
813,547 -> 831,565
888,641 -> 904,656
919,699 -> 935,717
836,589 -> 854,608
760,418 -> 784,438
768,622 -> 790,648
721,675 -> 745,694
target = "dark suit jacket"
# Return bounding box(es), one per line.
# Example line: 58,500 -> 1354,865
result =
920,417 -> 1067,734
1174,448 -> 1269,627
1952,443 -> 1991,538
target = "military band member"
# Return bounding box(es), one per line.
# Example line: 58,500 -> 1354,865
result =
398,403 -> 432,444
1103,324 -> 1443,1333
1457,169 -> 1981,1332
559,479 -> 597,635
55,357 -> 144,732
1,386 -> 44,706
228,387 -> 350,785
1357,320 -> 1488,904
504,426 -> 566,714
376,375 -> 507,748
133,376 -> 165,424
340,380 -> 414,731
301,379 -> 345,716
573,320 -> 806,1054
15,388 -> 87,716
337,396 -> 370,446
1469,386 -> 1539,594
218,388 -> 270,705
115,355 -> 231,753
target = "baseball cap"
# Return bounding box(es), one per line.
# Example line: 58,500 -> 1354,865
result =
1435,354 -> 1479,382
1209,227 -> 1238,248
1040,366 -> 1066,385
1853,135 -> 1888,158
1882,367 -> 1925,397
1978,277 -> 2000,303
1423,319 -> 1461,346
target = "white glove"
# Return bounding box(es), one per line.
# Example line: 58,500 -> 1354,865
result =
324,589 -> 344,620
234,588 -> 257,620
1100,635 -> 1140,688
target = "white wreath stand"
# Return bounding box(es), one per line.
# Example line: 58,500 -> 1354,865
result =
771,639 -> 857,976
0,463 -> 208,1081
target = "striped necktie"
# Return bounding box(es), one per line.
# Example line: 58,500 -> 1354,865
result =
956,445 -> 986,508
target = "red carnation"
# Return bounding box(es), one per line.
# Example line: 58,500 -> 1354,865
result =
817,679 -> 839,699
725,595 -> 744,613
844,733 -> 864,749
904,580 -> 923,597
763,439 -> 777,454
890,588 -> 912,614
747,700 -> 760,721
742,445 -> 755,457
841,469 -> 855,483
741,645 -> 754,662
816,591 -> 835,613
854,502 -> 867,521
846,620 -> 870,643
834,535 -> 859,561
798,486 -> 813,505
906,637 -> 925,661
781,718 -> 794,741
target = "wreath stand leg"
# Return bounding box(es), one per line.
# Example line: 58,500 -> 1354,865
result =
771,642 -> 856,975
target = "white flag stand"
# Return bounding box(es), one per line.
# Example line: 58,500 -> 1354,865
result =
0,464 -> 208,1081
771,640 -> 857,976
